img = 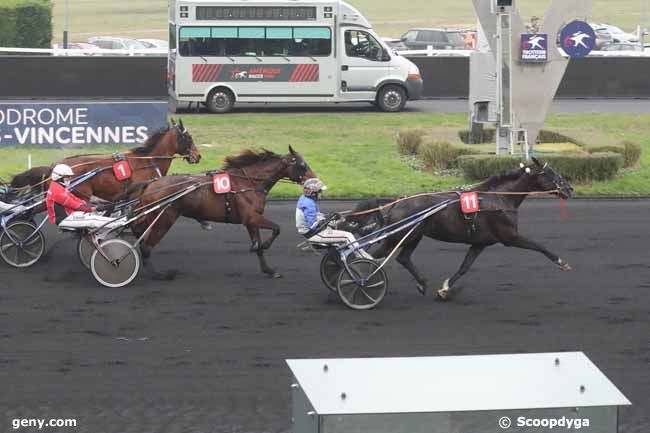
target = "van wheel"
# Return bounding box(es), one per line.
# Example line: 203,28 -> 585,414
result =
206,88 -> 235,113
377,85 -> 407,112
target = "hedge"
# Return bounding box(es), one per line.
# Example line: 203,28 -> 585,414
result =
458,153 -> 624,182
0,0 -> 52,48
587,141 -> 642,168
458,129 -> 579,145
418,140 -> 479,171
397,128 -> 428,155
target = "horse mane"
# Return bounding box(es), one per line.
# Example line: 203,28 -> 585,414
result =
222,149 -> 282,170
474,168 -> 524,191
131,126 -> 170,155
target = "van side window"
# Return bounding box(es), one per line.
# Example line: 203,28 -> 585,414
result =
179,26 -> 331,57
344,30 -> 386,61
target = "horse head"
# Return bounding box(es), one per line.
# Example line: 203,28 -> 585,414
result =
285,145 -> 316,184
526,158 -> 573,199
172,118 -> 201,164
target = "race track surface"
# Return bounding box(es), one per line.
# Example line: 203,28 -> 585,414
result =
1,200 -> 649,433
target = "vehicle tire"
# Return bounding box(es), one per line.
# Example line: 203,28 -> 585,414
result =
0,221 -> 45,268
376,84 -> 407,112
90,238 -> 140,288
336,259 -> 387,310
206,87 -> 235,113
320,250 -> 341,293
77,235 -> 96,270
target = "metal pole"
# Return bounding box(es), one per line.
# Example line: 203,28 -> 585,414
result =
63,0 -> 69,49
641,0 -> 647,46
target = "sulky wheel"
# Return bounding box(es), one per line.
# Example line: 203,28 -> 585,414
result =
77,235 -> 96,270
90,238 -> 140,288
336,259 -> 387,310
0,221 -> 45,268
319,250 -> 342,293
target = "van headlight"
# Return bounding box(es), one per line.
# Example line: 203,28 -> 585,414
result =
407,64 -> 421,80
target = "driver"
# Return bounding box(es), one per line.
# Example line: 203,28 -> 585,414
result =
296,178 -> 372,259
46,164 -> 124,231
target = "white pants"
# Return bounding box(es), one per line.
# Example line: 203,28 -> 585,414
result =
0,201 -> 25,215
59,211 -> 126,231
308,227 -> 373,260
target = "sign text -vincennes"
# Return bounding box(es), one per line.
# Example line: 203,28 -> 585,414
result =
0,103 -> 167,146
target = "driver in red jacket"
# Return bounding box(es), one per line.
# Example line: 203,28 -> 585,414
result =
46,164 -> 124,230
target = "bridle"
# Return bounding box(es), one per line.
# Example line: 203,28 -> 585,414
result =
175,127 -> 199,163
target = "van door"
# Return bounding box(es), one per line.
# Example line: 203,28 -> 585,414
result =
339,28 -> 390,101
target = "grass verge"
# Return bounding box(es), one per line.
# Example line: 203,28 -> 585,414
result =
0,112 -> 648,197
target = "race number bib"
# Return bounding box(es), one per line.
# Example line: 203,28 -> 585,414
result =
460,192 -> 479,214
213,173 -> 232,194
112,160 -> 132,181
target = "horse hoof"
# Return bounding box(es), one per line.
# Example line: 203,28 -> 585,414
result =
416,283 -> 427,296
200,222 -> 214,231
436,278 -> 451,302
557,259 -> 572,271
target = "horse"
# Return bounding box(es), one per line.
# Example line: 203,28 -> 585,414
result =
129,146 -> 316,278
346,158 -> 574,301
9,119 -> 201,203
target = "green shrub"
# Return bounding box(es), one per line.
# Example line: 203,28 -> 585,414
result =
457,155 -> 521,180
458,153 -> 623,182
622,140 -> 642,168
458,128 -> 496,144
397,128 -> 427,155
0,0 -> 51,48
587,141 -> 641,168
418,140 -> 480,171
0,6 -> 17,46
537,130 -> 581,145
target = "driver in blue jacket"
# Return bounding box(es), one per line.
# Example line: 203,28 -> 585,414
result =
296,178 -> 372,259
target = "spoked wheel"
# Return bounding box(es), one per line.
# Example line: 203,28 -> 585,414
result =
90,239 -> 140,288
77,235 -> 96,270
336,259 -> 387,310
319,250 -> 342,293
0,221 -> 45,268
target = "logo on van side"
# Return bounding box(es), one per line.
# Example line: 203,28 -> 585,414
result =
193,64 -> 319,83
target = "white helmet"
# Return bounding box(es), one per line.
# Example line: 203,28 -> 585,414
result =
51,164 -> 74,181
303,178 -> 327,195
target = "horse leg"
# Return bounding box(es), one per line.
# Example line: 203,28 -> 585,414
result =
394,233 -> 429,296
437,245 -> 485,301
503,235 -> 571,271
245,225 -> 281,278
139,210 -> 181,280
244,212 -> 281,251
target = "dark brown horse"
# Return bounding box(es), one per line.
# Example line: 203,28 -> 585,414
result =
9,119 -> 201,202
130,146 -> 316,278
347,158 -> 574,301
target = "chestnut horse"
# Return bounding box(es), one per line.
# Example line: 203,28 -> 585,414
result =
129,147 -> 316,278
9,119 -> 201,203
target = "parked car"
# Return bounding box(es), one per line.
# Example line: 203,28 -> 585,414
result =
592,23 -> 638,43
52,42 -> 101,54
87,36 -> 147,52
399,28 -> 466,50
381,37 -> 408,51
591,26 -> 613,50
601,43 -> 644,52
137,39 -> 169,49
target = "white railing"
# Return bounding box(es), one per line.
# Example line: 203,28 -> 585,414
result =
0,47 -> 167,56
1,46 -> 648,58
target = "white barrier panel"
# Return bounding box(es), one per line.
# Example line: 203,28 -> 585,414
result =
287,352 -> 630,433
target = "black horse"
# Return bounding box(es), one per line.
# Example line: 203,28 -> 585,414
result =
346,158 -> 574,301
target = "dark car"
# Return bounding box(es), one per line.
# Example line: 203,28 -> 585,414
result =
400,28 -> 467,50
